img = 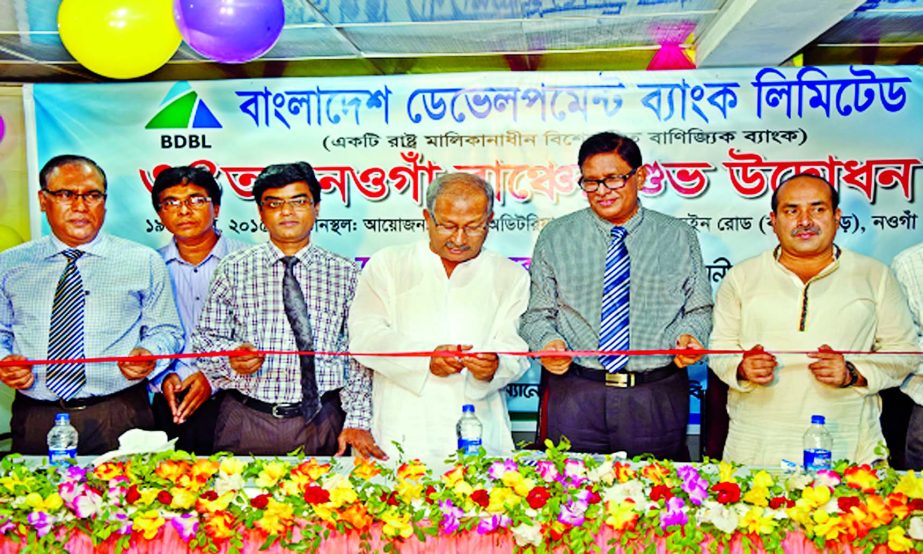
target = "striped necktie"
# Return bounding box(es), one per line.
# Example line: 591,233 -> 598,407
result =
599,226 -> 630,373
281,256 -> 321,422
46,249 -> 87,399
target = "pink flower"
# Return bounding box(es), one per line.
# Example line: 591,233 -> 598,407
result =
476,514 -> 511,535
438,500 -> 464,535
535,460 -> 559,482
558,499 -> 588,526
171,514 -> 199,542
488,460 -> 518,480
0,516 -> 16,534
72,490 -> 103,519
27,512 -> 52,537
114,513 -> 132,535
660,497 -> 687,529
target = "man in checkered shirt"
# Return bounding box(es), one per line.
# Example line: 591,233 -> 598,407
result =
192,162 -> 384,458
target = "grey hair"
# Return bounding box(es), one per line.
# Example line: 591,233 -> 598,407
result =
425,172 -> 495,214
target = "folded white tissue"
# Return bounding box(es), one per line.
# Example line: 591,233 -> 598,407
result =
91,429 -> 177,466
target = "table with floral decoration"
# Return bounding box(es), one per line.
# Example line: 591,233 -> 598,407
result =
1,440 -> 922,553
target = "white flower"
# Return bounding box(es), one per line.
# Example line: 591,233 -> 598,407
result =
699,500 -> 738,535
587,461 -> 615,485
908,516 -> 923,541
511,523 -> 542,547
786,473 -> 813,491
214,473 -> 244,496
603,481 -> 645,505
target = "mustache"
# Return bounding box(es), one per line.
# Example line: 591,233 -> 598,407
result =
446,241 -> 470,251
791,225 -> 821,236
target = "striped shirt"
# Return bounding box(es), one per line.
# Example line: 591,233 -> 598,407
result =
0,233 -> 183,399
892,242 -> 923,405
519,205 -> 713,371
192,241 -> 372,429
151,233 -> 249,391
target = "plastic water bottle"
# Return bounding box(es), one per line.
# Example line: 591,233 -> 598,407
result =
47,413 -> 78,466
803,414 -> 833,472
456,404 -> 483,455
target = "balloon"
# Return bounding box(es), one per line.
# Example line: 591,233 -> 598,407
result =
174,0 -> 285,64
58,0 -> 181,80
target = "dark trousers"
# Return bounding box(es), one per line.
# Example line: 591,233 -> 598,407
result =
906,404 -> 923,471
11,384 -> 154,455
214,390 -> 345,456
151,391 -> 224,455
543,366 -> 690,460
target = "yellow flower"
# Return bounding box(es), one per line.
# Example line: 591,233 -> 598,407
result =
255,461 -> 289,488
196,491 -> 235,513
812,509 -> 844,541
24,492 -> 63,512
718,461 -> 737,484
219,457 -> 246,477
397,460 -> 427,481
279,479 -> 303,497
605,499 -> 639,531
293,459 -> 332,481
751,470 -> 774,489
844,465 -> 879,493
739,507 -> 777,535
93,461 -> 126,482
895,471 -> 923,499
453,480 -> 473,497
888,526 -> 914,552
133,510 -> 166,540
486,486 -> 521,513
613,462 -> 636,483
801,485 -> 832,509
501,471 -> 534,496
381,510 -> 413,539
352,457 -> 381,480
205,511 -> 237,540
328,477 -> 358,507
170,488 -> 197,510
138,487 -> 160,506
192,459 -> 219,480
442,465 -> 466,486
742,486 -> 769,507
396,480 -> 423,502
0,474 -> 25,492
255,498 -> 294,535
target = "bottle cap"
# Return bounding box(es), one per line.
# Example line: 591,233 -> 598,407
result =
462,404 -> 475,413
811,415 -> 825,425
54,413 -> 70,424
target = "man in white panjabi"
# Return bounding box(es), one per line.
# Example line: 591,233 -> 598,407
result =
710,174 -> 917,466
348,172 -> 529,460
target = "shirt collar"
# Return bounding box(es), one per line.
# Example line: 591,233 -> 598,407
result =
589,203 -> 645,236
44,232 -> 106,260
772,243 -> 843,279
162,232 -> 232,266
264,241 -> 318,268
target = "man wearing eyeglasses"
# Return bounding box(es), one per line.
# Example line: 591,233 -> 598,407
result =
148,166 -> 248,454
0,154 -> 183,454
348,172 -> 530,460
192,162 -> 384,458
519,132 -> 713,459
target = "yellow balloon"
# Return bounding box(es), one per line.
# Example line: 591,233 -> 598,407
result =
58,0 -> 181,80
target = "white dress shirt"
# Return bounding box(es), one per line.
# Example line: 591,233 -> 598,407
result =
892,242 -> 923,406
348,241 -> 530,461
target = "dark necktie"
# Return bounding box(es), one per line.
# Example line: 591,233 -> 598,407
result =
599,226 -> 630,373
46,249 -> 87,399
281,256 -> 321,422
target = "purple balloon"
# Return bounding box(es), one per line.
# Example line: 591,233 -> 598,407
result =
174,0 -> 285,64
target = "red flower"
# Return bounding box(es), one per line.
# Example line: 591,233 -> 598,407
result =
250,494 -> 270,509
909,498 -> 923,512
470,489 -> 490,509
526,486 -> 551,509
125,484 -> 140,504
380,491 -> 400,506
649,485 -> 674,502
584,487 -> 602,505
424,485 -> 437,504
711,482 -> 741,504
303,486 -> 330,505
768,496 -> 794,510
156,490 -> 173,505
200,490 -> 218,502
837,496 -> 862,513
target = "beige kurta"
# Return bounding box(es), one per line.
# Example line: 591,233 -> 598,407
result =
348,241 -> 530,461
710,248 -> 917,466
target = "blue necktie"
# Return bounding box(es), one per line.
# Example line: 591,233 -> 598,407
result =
46,249 -> 87,399
599,227 -> 630,373
281,256 -> 321,422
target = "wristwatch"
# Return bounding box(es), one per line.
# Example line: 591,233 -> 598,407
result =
841,361 -> 859,388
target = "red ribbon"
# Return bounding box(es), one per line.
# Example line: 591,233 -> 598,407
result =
0,348 -> 920,368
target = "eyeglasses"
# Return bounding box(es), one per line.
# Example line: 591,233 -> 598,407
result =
159,196 -> 212,211
429,213 -> 489,237
42,188 -> 107,205
578,168 -> 639,193
260,196 -> 313,211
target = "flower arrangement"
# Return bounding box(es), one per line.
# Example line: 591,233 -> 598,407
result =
1,440 -> 922,553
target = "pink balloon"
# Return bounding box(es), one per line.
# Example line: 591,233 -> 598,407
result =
0,115 -> 5,144
174,0 -> 285,64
